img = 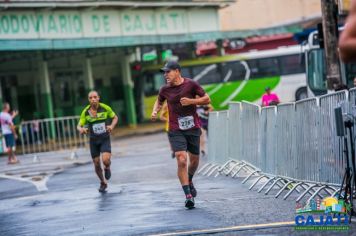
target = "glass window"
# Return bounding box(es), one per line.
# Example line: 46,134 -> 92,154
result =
181,67 -> 192,78
345,63 -> 356,88
144,72 -> 165,96
256,57 -> 280,77
191,64 -> 222,85
221,61 -> 247,81
307,49 -> 327,92
279,54 -> 305,75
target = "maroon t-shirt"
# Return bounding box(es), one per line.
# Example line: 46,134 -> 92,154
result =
158,78 -> 206,131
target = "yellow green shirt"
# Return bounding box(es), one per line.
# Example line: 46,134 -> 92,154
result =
79,103 -> 116,138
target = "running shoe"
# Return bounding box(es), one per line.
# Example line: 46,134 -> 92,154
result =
98,182 -> 107,193
185,194 -> 195,209
189,182 -> 197,198
104,168 -> 111,180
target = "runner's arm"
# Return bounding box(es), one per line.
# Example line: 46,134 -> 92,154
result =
159,103 -> 168,122
106,115 -> 118,133
77,111 -> 88,134
151,99 -> 163,121
180,93 -> 210,106
339,0 -> 356,62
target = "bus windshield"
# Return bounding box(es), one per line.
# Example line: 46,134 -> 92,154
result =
307,48 -> 327,94
306,29 -> 356,96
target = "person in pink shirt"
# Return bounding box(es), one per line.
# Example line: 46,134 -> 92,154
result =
261,87 -> 280,107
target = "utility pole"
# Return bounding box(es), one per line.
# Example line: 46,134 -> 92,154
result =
320,0 -> 342,90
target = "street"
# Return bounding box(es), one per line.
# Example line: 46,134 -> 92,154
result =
0,133 -> 355,236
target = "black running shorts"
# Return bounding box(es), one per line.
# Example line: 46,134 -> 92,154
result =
168,128 -> 201,155
89,136 -> 111,158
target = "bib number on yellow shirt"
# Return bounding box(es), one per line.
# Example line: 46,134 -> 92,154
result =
92,122 -> 106,135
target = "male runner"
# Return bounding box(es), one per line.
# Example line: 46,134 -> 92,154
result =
77,91 -> 118,192
151,60 -> 211,209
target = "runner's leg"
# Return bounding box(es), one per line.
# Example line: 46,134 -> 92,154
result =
102,152 -> 111,180
93,157 -> 106,184
188,152 -> 199,180
176,151 -> 189,186
176,151 -> 195,209
186,129 -> 201,198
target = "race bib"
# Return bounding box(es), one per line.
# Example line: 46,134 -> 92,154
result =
178,116 -> 195,130
92,122 -> 106,135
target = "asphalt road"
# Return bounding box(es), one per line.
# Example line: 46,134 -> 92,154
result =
0,133 -> 355,236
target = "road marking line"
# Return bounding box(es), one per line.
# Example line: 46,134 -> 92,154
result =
150,221 -> 295,236
0,173 -> 50,191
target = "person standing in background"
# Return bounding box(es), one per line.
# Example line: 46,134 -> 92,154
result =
261,87 -> 280,107
196,104 -> 214,156
0,103 -> 19,164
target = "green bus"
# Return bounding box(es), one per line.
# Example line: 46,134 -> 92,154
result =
143,45 -> 307,118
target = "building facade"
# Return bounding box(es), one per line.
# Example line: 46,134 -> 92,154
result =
220,0 -> 321,30
0,0 -> 234,125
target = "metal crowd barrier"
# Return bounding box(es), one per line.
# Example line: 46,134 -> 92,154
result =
200,89 -> 355,202
19,116 -> 88,155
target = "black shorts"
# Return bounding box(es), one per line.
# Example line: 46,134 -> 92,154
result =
168,128 -> 201,155
89,136 -> 111,159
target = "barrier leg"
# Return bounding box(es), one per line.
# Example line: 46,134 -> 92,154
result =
198,163 -> 212,175
275,180 -> 294,198
306,186 -> 327,203
242,170 -> 260,184
249,175 -> 268,190
296,184 -> 318,202
265,178 -> 283,195
231,164 -> 247,178
258,177 -> 275,193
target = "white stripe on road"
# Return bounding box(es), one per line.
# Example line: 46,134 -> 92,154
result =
0,173 -> 51,191
150,221 -> 296,236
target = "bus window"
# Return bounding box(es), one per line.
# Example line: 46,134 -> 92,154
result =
221,61 -> 247,81
181,67 -> 192,78
247,58 -> 279,78
279,54 -> 305,75
257,58 -> 279,77
144,72 -> 165,96
191,64 -> 222,85
345,63 -> 356,88
307,49 -> 327,93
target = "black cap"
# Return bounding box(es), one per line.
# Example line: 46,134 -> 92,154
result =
160,60 -> 181,72
265,86 -> 271,91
